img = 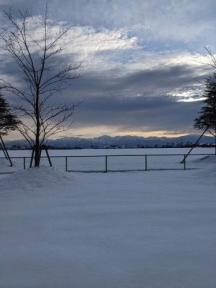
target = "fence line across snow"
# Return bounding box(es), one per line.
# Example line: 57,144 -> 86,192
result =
0,153 -> 215,174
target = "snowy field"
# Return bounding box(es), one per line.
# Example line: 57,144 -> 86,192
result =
0,147 -> 215,173
0,148 -> 216,287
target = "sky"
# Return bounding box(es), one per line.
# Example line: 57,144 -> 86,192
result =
0,0 -> 215,139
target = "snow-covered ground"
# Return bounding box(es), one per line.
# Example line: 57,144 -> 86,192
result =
0,150 -> 216,287
0,147 -> 215,173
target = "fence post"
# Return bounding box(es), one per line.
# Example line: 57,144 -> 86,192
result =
23,157 -> 26,170
65,156 -> 68,172
145,155 -> 148,171
105,155 -> 108,172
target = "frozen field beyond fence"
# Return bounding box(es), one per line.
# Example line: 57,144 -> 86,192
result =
0,147 -> 215,173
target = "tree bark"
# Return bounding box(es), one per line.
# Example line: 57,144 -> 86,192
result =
34,88 -> 41,167
215,129 -> 216,155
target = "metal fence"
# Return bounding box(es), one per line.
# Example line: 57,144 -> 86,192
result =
0,153 -> 215,174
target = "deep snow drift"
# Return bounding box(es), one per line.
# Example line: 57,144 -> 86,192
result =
0,157 -> 216,288
0,166 -> 73,192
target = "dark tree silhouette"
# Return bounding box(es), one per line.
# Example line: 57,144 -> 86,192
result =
0,91 -> 20,136
194,74 -> 216,153
0,6 -> 80,167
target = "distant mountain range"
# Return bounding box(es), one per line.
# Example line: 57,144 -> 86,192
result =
4,134 -> 216,149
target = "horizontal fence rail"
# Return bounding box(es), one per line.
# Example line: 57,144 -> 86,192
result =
0,153 -> 215,174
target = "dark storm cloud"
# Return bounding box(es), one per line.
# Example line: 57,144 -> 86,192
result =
73,94 -> 202,132
3,52 -> 205,96
58,63 -> 208,99
52,63 -> 205,132
0,0 -> 213,136
119,65 -> 205,90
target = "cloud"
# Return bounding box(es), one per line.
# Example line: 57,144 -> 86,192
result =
0,0 -> 214,138
2,0 -> 216,47
72,94 -> 202,135
45,63 -> 206,135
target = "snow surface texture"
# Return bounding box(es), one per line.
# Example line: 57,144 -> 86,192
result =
0,156 -> 216,288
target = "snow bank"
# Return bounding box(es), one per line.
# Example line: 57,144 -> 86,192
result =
0,167 -> 73,193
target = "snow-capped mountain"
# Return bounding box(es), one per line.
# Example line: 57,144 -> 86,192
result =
5,134 -> 215,149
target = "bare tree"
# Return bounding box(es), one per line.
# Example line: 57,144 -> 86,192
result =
0,6 -> 80,167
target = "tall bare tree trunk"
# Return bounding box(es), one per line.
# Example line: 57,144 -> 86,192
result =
215,129 -> 216,155
34,132 -> 41,167
35,89 -> 41,167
